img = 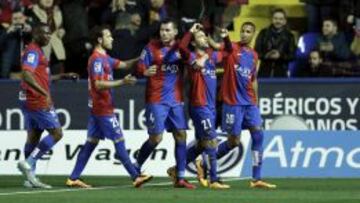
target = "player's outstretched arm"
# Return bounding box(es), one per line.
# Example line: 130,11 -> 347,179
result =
143,65 -> 157,77
51,72 -> 79,81
94,74 -> 137,90
117,57 -> 140,70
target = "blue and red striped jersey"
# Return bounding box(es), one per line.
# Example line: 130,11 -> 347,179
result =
87,49 -> 121,116
221,38 -> 258,106
187,50 -> 222,107
20,43 -> 51,110
137,40 -> 184,105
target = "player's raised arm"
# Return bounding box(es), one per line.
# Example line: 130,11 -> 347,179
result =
220,28 -> 233,53
179,23 -> 202,62
207,31 -> 222,50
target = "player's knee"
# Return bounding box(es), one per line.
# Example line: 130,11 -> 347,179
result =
149,135 -> 162,145
249,126 -> 262,133
52,128 -> 63,141
173,130 -> 186,142
87,137 -> 100,144
114,137 -> 125,143
26,134 -> 41,144
228,136 -> 240,148
200,139 -> 217,149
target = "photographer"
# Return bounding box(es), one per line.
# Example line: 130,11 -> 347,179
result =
0,9 -> 31,78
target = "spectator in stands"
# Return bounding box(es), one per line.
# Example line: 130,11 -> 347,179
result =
0,9 -> 31,78
110,12 -> 160,78
217,0 -> 248,30
27,0 -> 66,75
151,0 -> 167,22
351,28 -> 360,56
61,0 -> 91,78
338,1 -> 354,39
167,0 -> 217,35
0,0 -> 33,26
306,50 -> 324,76
350,29 -> 360,76
316,19 -> 351,61
255,8 -> 296,78
341,0 -> 360,35
101,0 -> 142,30
300,0 -> 337,32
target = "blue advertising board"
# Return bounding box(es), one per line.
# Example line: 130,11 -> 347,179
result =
241,131 -> 360,177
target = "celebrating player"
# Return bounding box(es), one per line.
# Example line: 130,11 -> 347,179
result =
172,23 -> 230,189
135,18 -> 195,189
66,26 -> 152,188
215,22 -> 277,189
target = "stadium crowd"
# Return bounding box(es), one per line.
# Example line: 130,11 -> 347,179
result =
0,0 -> 360,79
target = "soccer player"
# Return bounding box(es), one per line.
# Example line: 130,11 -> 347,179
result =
135,18 -> 195,189
173,23 -> 229,189
215,22 -> 277,189
65,26 -> 152,188
17,24 -> 78,189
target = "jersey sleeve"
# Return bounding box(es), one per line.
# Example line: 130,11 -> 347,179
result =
89,58 -> 105,80
179,32 -> 192,63
22,51 -> 40,72
109,57 -> 121,70
211,51 -> 223,64
251,51 -> 259,81
137,46 -> 152,76
188,53 -> 197,66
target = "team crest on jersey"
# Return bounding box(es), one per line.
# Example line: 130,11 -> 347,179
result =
175,51 -> 181,59
26,53 -> 36,65
140,49 -> 147,60
94,61 -> 103,73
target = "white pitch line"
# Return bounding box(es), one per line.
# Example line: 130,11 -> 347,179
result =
0,177 -> 251,196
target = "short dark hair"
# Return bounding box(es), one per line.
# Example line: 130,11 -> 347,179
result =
32,23 -> 49,37
323,18 -> 338,26
89,25 -> 110,46
160,18 -> 178,30
309,49 -> 323,58
12,7 -> 23,14
272,8 -> 287,18
242,21 -> 256,32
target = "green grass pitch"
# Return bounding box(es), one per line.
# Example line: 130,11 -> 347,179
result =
0,176 -> 359,203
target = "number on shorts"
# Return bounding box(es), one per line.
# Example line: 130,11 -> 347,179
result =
225,113 -> 235,125
149,113 -> 155,123
110,117 -> 119,128
201,118 -> 212,130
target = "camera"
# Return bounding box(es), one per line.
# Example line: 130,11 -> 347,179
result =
14,24 -> 24,31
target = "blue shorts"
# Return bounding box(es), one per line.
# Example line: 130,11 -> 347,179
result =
87,114 -> 123,141
22,107 -> 61,130
145,104 -> 188,135
190,106 -> 217,140
221,104 -> 262,136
